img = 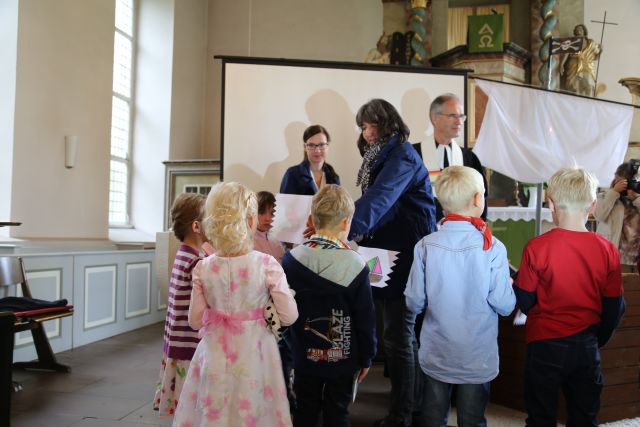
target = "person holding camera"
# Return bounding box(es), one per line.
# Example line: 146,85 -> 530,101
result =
594,161 -> 640,272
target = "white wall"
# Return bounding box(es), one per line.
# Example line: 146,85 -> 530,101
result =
248,1 -> 382,61
0,0 -> 19,237
3,0 -> 389,240
130,0 -> 175,236
204,0 -> 383,159
134,0 -> 380,234
584,0 -> 640,104
11,0 -> 114,239
7,0 -> 638,241
204,0 -> 252,160
169,0 -> 208,160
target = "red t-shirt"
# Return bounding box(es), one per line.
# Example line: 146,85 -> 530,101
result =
516,228 -> 623,343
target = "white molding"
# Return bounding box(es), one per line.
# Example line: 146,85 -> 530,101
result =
15,269 -> 62,346
157,291 -> 167,311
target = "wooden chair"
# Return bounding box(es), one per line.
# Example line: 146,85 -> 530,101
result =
0,256 -> 73,374
0,311 -> 16,426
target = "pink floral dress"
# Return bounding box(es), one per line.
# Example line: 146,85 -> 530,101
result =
172,251 -> 298,427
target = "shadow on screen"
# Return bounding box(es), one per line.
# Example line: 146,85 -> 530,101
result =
401,87 -> 433,146
260,121 -> 308,194
306,89 -> 360,197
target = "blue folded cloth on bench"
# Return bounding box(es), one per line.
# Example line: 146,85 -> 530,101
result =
0,297 -> 69,312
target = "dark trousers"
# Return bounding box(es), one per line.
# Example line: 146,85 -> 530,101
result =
293,371 -> 354,427
0,312 -> 16,427
379,296 -> 419,426
524,327 -> 603,427
279,330 -> 295,408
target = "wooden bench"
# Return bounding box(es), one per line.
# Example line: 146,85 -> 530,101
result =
0,256 -> 74,374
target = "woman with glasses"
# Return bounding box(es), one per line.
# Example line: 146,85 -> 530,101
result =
277,124 -> 340,413
279,124 -> 341,195
351,98 -> 437,427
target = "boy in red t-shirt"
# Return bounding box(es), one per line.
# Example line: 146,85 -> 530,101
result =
515,167 -> 626,427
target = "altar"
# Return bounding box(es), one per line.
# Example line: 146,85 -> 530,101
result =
487,207 -> 553,268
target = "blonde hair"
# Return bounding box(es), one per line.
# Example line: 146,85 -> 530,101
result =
434,166 -> 484,214
203,182 -> 258,256
311,184 -> 355,230
546,167 -> 598,212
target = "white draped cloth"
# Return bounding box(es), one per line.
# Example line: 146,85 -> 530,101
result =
474,79 -> 634,185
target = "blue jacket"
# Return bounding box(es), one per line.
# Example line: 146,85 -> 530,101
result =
282,247 -> 376,378
349,135 -> 437,299
279,160 -> 340,195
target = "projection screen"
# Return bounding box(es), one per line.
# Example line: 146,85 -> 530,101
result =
219,56 -> 469,198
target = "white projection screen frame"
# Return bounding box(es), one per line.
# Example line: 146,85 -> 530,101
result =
219,56 -> 469,198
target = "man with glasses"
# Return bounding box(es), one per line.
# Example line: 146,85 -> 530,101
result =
430,93 -> 487,221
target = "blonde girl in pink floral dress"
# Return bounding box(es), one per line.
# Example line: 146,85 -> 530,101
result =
173,182 -> 298,427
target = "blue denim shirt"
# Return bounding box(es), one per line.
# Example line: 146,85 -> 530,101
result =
404,221 -> 515,384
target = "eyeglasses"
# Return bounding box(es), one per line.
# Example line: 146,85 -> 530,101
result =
305,143 -> 329,151
437,113 -> 467,122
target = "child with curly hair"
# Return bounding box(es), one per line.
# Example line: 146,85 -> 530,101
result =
173,182 -> 298,426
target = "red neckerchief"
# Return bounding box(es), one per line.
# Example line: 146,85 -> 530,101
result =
441,213 -> 493,251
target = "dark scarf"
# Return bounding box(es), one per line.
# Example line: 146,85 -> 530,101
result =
356,140 -> 384,193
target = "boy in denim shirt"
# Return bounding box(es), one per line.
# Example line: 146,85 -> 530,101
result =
405,166 -> 515,427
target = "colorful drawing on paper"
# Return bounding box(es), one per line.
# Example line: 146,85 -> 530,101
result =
367,256 -> 383,283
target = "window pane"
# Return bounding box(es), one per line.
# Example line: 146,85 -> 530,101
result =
109,160 -> 128,224
110,0 -> 134,227
115,0 -> 133,37
110,96 -> 130,158
113,32 -> 132,97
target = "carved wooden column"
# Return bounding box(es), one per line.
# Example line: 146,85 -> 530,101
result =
619,77 -> 640,145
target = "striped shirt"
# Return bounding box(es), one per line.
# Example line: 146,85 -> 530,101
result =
303,234 -> 350,250
163,245 -> 201,360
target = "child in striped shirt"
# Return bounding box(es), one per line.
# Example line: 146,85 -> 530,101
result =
154,192 -> 211,416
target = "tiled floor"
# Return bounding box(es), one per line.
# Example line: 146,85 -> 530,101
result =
9,322 -> 532,427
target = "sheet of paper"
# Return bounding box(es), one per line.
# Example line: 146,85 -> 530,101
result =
270,193 -> 313,245
513,309 -> 527,326
352,373 -> 359,403
428,170 -> 441,198
354,245 -> 399,288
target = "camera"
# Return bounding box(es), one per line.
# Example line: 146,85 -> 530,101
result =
624,159 -> 640,194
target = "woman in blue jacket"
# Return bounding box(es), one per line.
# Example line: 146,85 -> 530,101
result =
351,99 -> 437,427
279,125 -> 340,195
